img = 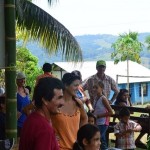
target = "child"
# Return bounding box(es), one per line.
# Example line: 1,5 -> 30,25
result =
73,124 -> 101,150
93,81 -> 113,150
115,89 -> 131,107
114,108 -> 142,150
87,112 -> 96,125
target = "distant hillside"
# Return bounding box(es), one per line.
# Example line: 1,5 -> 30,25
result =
26,32 -> 150,68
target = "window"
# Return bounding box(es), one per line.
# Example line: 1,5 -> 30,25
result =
139,83 -> 148,96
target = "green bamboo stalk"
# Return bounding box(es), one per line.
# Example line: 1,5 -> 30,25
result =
5,0 -> 17,140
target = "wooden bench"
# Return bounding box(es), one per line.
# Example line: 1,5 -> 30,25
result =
106,105 -> 150,149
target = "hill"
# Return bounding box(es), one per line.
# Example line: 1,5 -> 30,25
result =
26,32 -> 150,68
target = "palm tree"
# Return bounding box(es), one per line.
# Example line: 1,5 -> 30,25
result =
4,0 -> 82,140
111,31 -> 143,91
145,35 -> 150,50
16,0 -> 82,61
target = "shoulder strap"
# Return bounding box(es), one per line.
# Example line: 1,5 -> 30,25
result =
94,95 -> 103,110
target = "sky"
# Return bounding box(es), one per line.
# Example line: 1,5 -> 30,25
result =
33,0 -> 150,36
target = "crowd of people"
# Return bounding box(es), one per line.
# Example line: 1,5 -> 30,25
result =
1,60 -> 149,150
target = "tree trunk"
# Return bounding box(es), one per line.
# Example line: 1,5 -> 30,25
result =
5,0 -> 17,140
127,59 -> 129,91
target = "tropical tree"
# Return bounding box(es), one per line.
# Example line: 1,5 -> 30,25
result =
111,31 -> 143,91
4,0 -> 82,140
145,35 -> 150,50
16,46 -> 42,91
16,0 -> 82,62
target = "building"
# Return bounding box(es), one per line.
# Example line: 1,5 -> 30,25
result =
52,61 -> 150,104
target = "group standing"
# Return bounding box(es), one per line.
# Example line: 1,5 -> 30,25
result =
17,61 -> 144,150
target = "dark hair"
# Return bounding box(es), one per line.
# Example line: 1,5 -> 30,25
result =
42,63 -> 52,72
62,73 -> 80,86
71,70 -> 82,81
119,107 -> 130,117
115,89 -> 129,105
94,81 -> 104,89
97,81 -> 104,89
25,86 -> 31,94
73,124 -> 99,150
33,77 -> 64,108
87,112 -> 96,123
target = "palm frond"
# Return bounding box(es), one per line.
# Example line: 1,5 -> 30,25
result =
16,0 -> 82,62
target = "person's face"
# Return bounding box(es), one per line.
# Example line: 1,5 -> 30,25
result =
93,85 -> 103,96
120,115 -> 130,124
96,65 -> 106,74
46,89 -> 64,114
16,78 -> 26,87
121,92 -> 129,101
88,117 -> 95,125
66,79 -> 80,96
84,131 -> 101,150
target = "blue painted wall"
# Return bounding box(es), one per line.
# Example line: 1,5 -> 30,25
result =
118,82 -> 150,104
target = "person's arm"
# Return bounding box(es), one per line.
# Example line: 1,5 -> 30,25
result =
110,78 -> 119,103
97,97 -> 113,118
81,88 -> 94,112
133,122 -> 142,132
114,124 -> 131,138
114,124 -> 122,138
74,98 -> 88,127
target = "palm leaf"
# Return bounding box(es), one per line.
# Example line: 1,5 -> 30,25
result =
16,0 -> 82,62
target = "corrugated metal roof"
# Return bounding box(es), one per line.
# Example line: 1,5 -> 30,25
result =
53,61 -> 150,84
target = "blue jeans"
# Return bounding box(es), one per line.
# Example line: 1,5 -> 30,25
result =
98,125 -> 108,150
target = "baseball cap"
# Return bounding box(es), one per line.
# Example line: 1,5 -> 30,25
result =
96,60 -> 106,68
16,72 -> 26,80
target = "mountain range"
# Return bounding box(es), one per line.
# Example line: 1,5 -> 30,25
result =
26,32 -> 150,68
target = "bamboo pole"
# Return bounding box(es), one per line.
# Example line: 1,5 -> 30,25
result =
5,0 -> 17,140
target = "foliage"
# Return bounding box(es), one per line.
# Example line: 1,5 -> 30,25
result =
145,36 -> 150,50
147,136 -> 150,150
111,31 -> 143,64
16,46 -> 42,91
15,0 -> 82,62
0,70 -> 5,88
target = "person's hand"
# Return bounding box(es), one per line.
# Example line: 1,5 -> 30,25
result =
126,129 -> 133,133
108,100 -> 112,104
89,108 -> 94,113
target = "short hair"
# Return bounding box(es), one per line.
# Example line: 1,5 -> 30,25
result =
33,77 -> 64,108
87,112 -> 96,123
42,63 -> 52,72
73,124 -> 99,150
119,107 -> 130,117
62,73 -> 80,86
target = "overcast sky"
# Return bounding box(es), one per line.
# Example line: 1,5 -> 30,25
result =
33,0 -> 150,36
